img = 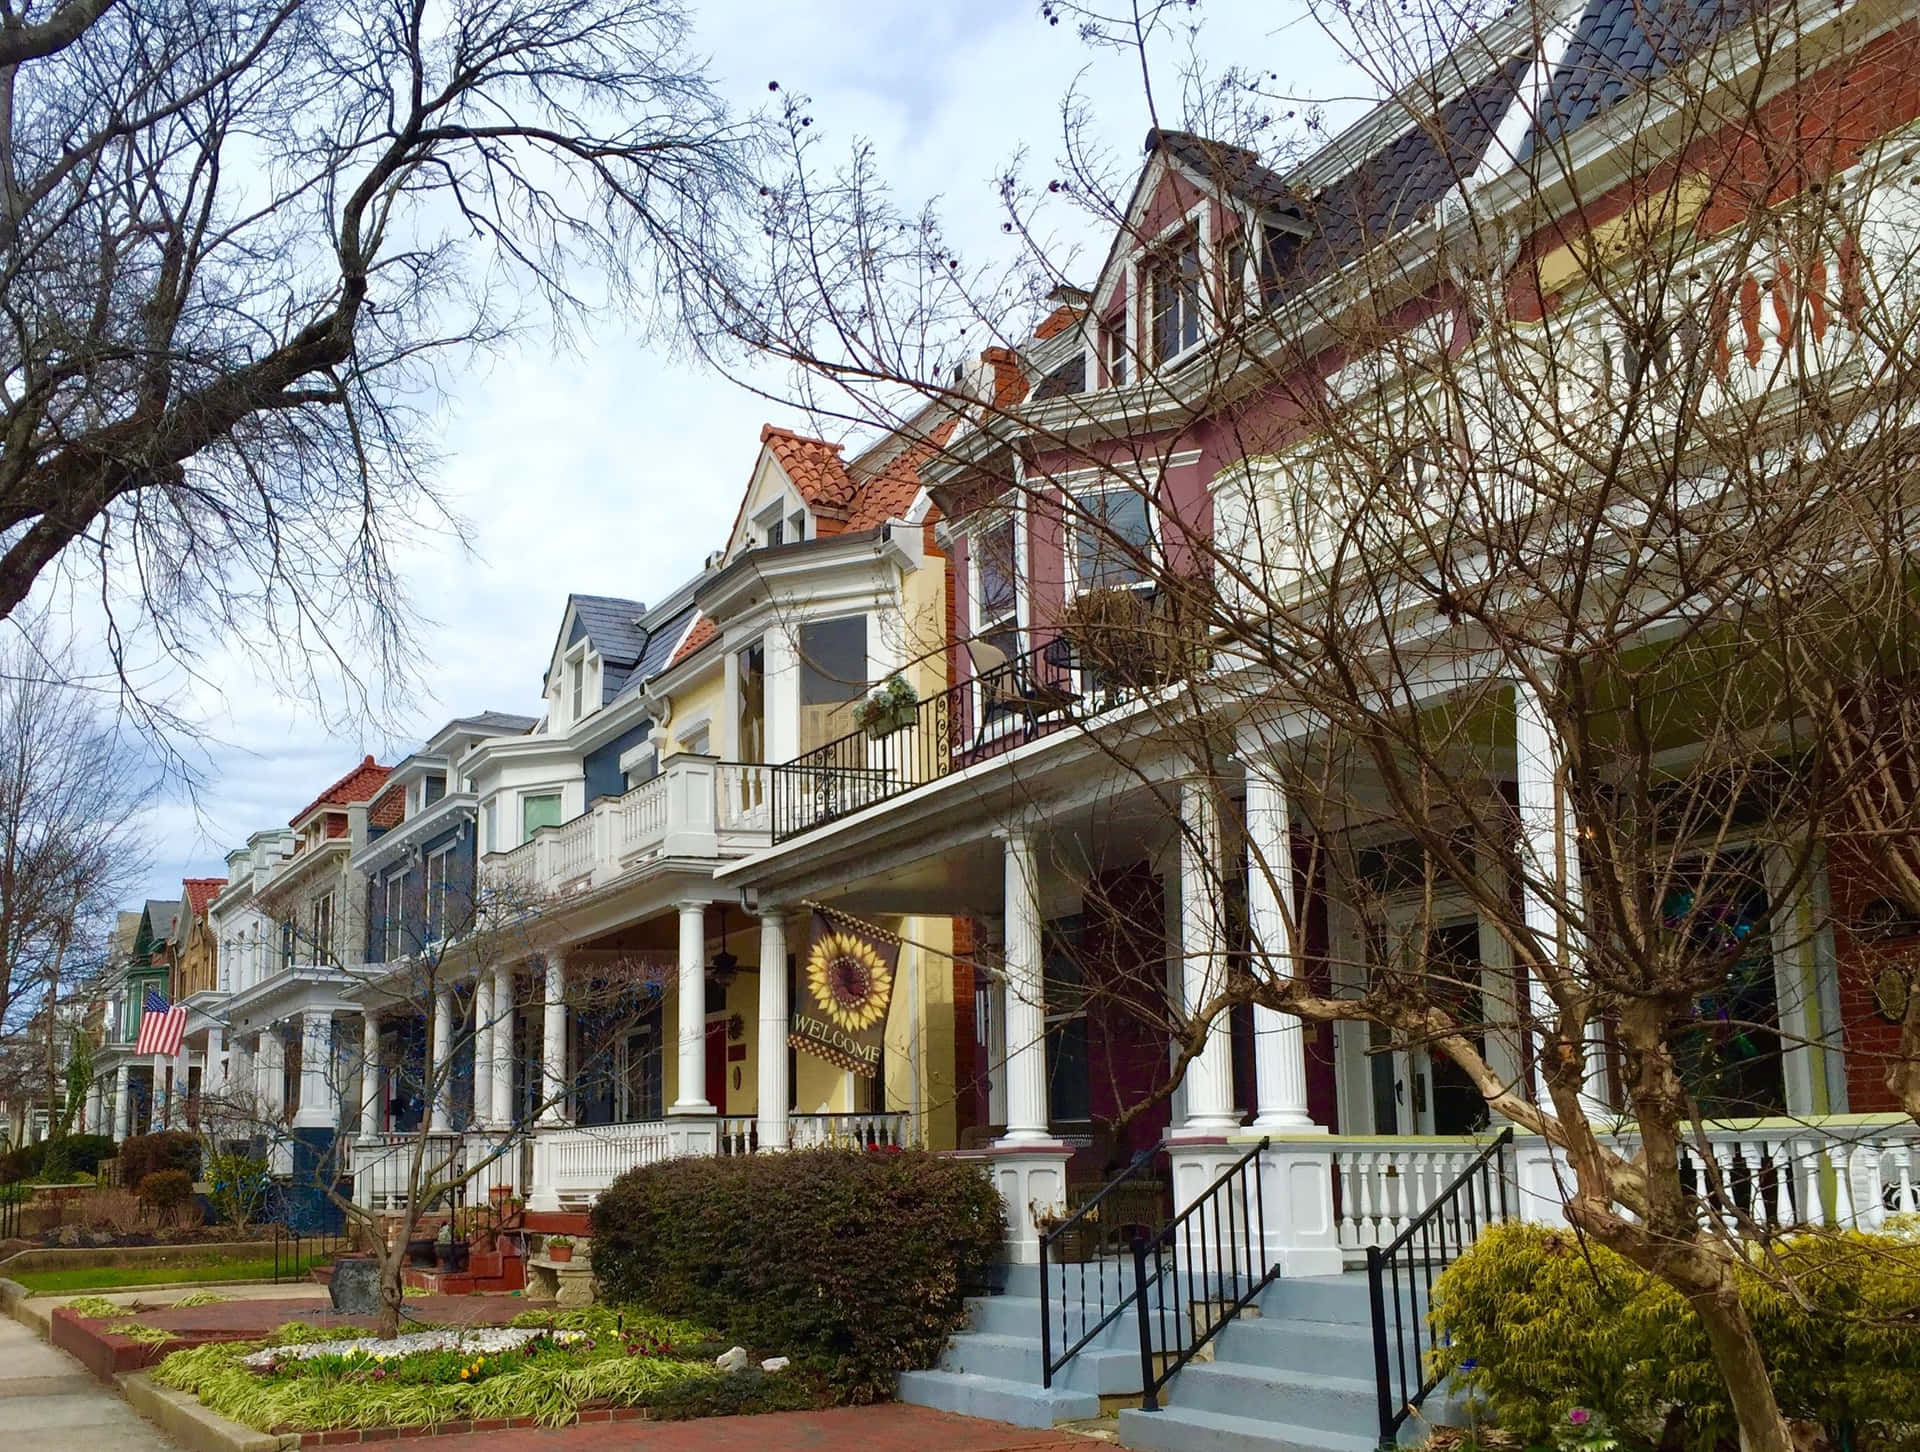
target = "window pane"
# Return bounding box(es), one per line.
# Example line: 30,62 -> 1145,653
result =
737,641 -> 765,764
522,793 -> 562,841
1074,489 -> 1152,587
800,615 -> 867,753
976,521 -> 1017,623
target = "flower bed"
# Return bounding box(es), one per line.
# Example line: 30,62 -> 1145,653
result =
151,1307 -> 829,1433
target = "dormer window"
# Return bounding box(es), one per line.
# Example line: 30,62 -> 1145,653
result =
1150,233 -> 1203,364
1104,321 -> 1129,387
569,658 -> 584,720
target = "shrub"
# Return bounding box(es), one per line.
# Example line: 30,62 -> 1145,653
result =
205,1151 -> 271,1230
1430,1221 -> 1920,1450
591,1147 -> 1005,1402
119,1131 -> 199,1188
79,1186 -> 144,1233
137,1169 -> 196,1222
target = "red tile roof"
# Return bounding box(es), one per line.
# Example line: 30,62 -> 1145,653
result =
181,878 -> 227,921
1034,304 -> 1084,340
670,614 -> 717,667
760,424 -> 855,512
289,754 -> 393,827
844,416 -> 957,531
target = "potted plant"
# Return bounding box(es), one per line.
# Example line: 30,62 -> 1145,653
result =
546,1234 -> 574,1263
487,1183 -> 513,1212
851,675 -> 918,738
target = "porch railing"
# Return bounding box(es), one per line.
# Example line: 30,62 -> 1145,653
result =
718,1111 -> 912,1155
1130,1138 -> 1276,1413
1637,1118 -> 1918,1230
768,639 -> 1082,842
529,1122 -> 675,1209
1366,1128 -> 1514,1443
1038,1145 -> 1166,1389
1330,1136 -> 1497,1260
349,1131 -> 523,1212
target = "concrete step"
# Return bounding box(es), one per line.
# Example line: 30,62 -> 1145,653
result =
1163,1359 -> 1378,1433
965,1294 -> 1161,1346
1210,1315 -> 1377,1380
896,1368 -> 1100,1429
1254,1274 -> 1378,1325
938,1331 -> 1143,1395
1118,1403 -> 1380,1452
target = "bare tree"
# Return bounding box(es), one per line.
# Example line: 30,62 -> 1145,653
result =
0,0 -> 758,724
0,628 -> 150,1135
696,0 -> 1920,1442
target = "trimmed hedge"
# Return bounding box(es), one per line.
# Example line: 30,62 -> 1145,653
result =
118,1131 -> 200,1188
591,1148 -> 1005,1401
1430,1221 -> 1920,1450
0,1133 -> 117,1184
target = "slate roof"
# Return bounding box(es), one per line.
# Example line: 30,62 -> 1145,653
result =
1149,129 -> 1301,210
140,899 -> 181,954
1522,0 -> 1756,158
1033,352 -> 1088,401
1281,55 -> 1529,284
289,755 -> 393,826
563,594 -> 652,704
449,710 -> 539,736
634,604 -> 697,681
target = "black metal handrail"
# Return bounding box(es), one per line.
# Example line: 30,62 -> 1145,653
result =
1366,1127 -> 1515,1442
768,638 -> 1084,842
1038,1145 -> 1169,1388
1130,1138 -> 1274,1412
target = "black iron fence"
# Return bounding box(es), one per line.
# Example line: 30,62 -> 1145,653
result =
0,1186 -> 20,1240
770,637 -> 1130,842
1366,1127 -> 1515,1443
272,1219 -> 353,1284
1038,1146 -> 1170,1388
1129,1138 -> 1275,1413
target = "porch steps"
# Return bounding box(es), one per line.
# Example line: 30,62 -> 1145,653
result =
897,1261 -> 1157,1429
1117,1274 -> 1397,1452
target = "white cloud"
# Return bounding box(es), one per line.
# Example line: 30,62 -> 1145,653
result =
130,0 -> 1362,900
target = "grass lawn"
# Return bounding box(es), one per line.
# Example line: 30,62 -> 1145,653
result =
15,1253 -> 330,1295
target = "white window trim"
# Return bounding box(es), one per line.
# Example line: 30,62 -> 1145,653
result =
1139,200 -> 1215,375
425,843 -> 455,946
1058,469 -> 1167,599
383,874 -> 405,962
965,501 -> 1028,649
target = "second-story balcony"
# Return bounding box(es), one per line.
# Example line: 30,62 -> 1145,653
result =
483,755 -> 771,896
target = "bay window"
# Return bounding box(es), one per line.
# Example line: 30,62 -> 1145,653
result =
1071,485 -> 1155,590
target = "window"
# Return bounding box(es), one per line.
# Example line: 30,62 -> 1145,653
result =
1072,486 -> 1155,589
1150,234 -> 1203,363
736,641 -> 765,764
569,658 -> 584,722
281,919 -> 294,971
426,847 -> 453,942
799,615 -> 868,753
310,893 -> 334,965
765,517 -> 784,547
383,876 -> 404,961
1105,320 -> 1129,387
788,510 -> 807,541
1221,238 -> 1248,319
423,773 -> 446,807
972,516 -> 1021,661
521,792 -> 561,843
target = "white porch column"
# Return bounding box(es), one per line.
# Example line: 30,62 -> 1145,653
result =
491,964 -> 515,1126
671,901 -> 715,1115
359,1014 -> 381,1138
430,988 -> 454,1133
472,971 -> 494,1129
757,911 -> 791,1150
85,1076 -> 103,1135
1177,777 -> 1239,1133
258,1029 -> 285,1117
538,956 -> 569,1125
113,1062 -> 131,1138
1244,761 -> 1316,1132
997,830 -> 1053,1143
292,1011 -> 334,1129
1514,676 -> 1604,1112
206,1025 -> 227,1100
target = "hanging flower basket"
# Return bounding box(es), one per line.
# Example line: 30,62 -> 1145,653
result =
852,676 -> 919,738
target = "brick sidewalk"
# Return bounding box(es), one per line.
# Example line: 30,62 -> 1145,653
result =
404,1404 -> 1088,1450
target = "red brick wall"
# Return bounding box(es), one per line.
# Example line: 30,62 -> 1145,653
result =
1823,838 -> 1914,1114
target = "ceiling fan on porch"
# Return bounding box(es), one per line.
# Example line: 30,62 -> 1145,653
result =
708,904 -> 740,989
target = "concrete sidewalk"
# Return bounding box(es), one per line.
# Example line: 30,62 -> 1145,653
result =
0,1306 -> 181,1449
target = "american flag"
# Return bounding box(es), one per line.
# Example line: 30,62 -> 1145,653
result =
135,987 -> 187,1057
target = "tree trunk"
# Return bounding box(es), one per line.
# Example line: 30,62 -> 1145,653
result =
376,1234 -> 407,1339
1691,1281 -> 1794,1452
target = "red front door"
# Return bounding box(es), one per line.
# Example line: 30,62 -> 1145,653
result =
706,1019 -> 728,1110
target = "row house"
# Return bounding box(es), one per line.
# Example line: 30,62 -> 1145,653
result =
82,0 -> 1920,1435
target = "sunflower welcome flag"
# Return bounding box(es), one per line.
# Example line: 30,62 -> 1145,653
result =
790,911 -> 898,1077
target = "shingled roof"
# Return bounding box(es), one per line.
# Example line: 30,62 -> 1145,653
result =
181,878 -> 227,922
1521,0 -> 1756,158
760,425 -> 856,512
289,755 -> 393,827
1148,128 -> 1301,210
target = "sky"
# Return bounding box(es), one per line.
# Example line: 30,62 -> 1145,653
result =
123,0 -> 1364,904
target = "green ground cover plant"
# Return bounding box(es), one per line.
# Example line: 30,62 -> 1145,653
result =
150,1305 -> 826,1432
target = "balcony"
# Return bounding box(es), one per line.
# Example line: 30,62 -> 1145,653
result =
484,756 -> 771,896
